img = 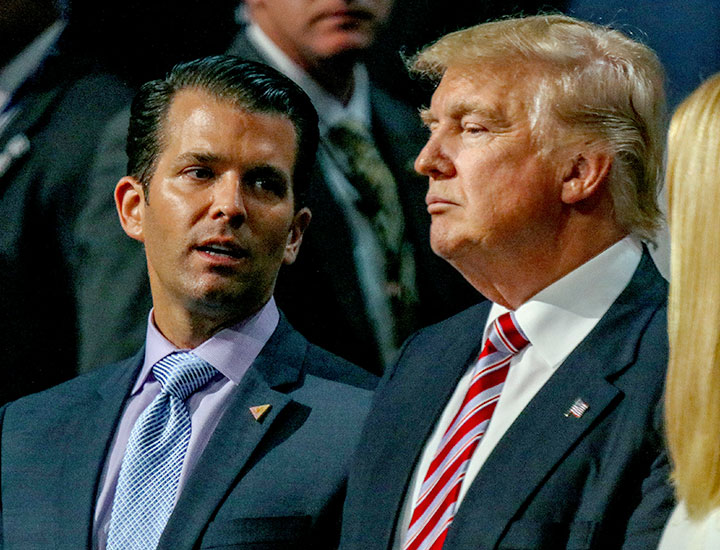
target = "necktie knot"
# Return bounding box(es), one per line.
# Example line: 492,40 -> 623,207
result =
153,351 -> 217,401
482,311 -> 530,360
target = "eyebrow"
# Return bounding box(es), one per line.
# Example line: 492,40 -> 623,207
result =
420,101 -> 510,128
419,108 -> 435,126
174,151 -> 224,165
245,164 -> 291,181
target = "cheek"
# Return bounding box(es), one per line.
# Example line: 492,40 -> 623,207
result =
142,217 -> 176,271
253,209 -> 295,252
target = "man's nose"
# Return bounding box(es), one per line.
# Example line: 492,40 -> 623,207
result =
414,133 -> 456,179
210,174 -> 247,224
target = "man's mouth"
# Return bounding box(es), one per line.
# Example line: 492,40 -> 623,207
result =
317,9 -> 374,26
426,194 -> 456,206
426,194 -> 458,214
195,242 -> 248,260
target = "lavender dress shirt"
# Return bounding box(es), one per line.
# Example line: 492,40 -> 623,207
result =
92,298 -> 280,549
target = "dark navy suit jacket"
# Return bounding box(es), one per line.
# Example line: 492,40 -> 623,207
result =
340,251 -> 674,549
0,316 -> 375,549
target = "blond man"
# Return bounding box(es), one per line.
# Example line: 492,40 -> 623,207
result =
340,14 -> 673,550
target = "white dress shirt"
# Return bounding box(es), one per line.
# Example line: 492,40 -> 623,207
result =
393,236 -> 643,549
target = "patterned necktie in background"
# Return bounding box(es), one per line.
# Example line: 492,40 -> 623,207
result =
404,312 -> 530,550
327,119 -> 418,344
106,351 -> 217,549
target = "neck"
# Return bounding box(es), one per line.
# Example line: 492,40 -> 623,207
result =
305,55 -> 357,104
458,222 -> 627,310
152,302 -> 261,349
247,16 -> 358,104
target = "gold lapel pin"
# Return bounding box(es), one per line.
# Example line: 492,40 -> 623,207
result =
564,398 -> 589,419
249,404 -> 272,422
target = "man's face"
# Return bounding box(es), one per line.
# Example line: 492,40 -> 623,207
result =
247,0 -> 393,68
119,89 -> 309,324
414,64 -> 566,269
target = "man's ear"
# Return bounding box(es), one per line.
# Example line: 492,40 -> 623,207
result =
283,207 -> 312,265
560,152 -> 613,204
115,176 -> 146,242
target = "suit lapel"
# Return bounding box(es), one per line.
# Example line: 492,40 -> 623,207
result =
157,318 -> 308,549
369,88 -> 424,188
446,252 -> 667,548
51,353 -> 142,546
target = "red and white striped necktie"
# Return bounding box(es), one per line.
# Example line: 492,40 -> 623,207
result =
403,312 -> 530,550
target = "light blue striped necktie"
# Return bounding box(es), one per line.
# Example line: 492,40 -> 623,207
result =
106,351 -> 217,549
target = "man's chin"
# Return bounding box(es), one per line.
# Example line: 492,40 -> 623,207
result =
430,232 -> 459,262
188,285 -> 268,320
314,34 -> 374,60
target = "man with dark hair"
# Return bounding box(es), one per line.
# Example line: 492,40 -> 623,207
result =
76,0 -> 478,375
124,56 -> 319,206
0,56 -> 375,550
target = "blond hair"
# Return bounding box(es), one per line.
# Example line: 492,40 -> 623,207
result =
666,72 -> 720,519
409,14 -> 666,242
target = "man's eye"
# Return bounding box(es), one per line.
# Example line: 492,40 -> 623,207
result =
252,176 -> 286,196
463,123 -> 487,134
184,167 -> 214,180
245,168 -> 289,198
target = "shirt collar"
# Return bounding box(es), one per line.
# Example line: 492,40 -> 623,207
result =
246,23 -> 371,133
134,297 -> 280,394
486,236 -> 643,369
0,20 -> 66,111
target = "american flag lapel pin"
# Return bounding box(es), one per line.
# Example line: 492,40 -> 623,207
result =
564,398 -> 589,419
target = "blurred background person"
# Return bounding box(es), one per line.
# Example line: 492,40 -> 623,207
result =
659,72 -> 720,548
0,0 -> 133,404
234,0 -> 480,370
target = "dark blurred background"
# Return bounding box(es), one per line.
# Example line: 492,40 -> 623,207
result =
61,0 -> 720,109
